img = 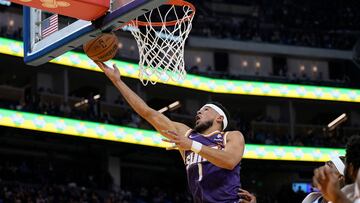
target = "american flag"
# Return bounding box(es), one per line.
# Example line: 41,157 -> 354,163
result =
41,14 -> 58,38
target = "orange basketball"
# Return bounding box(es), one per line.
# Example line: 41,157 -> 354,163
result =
83,33 -> 119,62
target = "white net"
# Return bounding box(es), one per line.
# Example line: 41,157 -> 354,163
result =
127,1 -> 195,85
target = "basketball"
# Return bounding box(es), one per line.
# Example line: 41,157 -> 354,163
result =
83,33 -> 119,62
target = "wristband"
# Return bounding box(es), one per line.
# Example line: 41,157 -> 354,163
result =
191,141 -> 203,153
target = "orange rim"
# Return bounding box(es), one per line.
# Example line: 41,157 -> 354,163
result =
130,0 -> 195,27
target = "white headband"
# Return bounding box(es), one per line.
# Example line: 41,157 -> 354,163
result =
203,104 -> 228,130
331,156 -> 345,176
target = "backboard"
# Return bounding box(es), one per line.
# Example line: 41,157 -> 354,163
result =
23,0 -> 167,66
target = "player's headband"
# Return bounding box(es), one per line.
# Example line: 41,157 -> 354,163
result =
203,104 -> 228,130
330,156 -> 345,176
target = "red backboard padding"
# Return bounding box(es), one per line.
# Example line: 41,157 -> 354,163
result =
11,0 -> 110,21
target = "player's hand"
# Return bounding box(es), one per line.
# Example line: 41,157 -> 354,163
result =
313,166 -> 343,202
162,130 -> 192,151
95,62 -> 121,83
238,189 -> 257,203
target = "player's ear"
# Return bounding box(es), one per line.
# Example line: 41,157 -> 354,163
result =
349,163 -> 356,178
215,115 -> 224,124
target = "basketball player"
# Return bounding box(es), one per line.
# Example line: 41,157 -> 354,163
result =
313,135 -> 360,203
312,168 -> 360,203
95,62 -> 245,203
302,156 -> 345,203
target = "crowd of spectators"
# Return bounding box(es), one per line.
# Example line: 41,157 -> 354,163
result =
0,25 -> 21,41
1,3 -> 357,89
0,156 -> 312,203
1,0 -> 359,50
0,84 -> 355,148
186,64 -> 350,88
0,183 -> 191,203
0,95 -> 314,203
0,156 -> 112,190
0,157 -> 191,203
192,0 -> 360,50
0,3 -> 358,202
245,128 -> 347,148
2,86 -> 146,129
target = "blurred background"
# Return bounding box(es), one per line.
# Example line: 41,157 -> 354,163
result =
0,0 -> 360,202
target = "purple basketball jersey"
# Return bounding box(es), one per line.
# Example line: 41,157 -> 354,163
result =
184,130 -> 241,203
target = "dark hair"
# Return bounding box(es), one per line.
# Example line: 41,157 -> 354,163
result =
339,156 -> 346,163
345,135 -> 360,171
207,101 -> 231,130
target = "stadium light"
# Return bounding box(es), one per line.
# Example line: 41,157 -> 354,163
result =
118,42 -> 123,49
242,61 -> 248,67
195,56 -> 202,64
74,94 -> 101,108
168,101 -> 181,110
74,99 -> 88,108
158,101 -> 181,114
93,94 -> 101,100
327,113 -> 347,131
300,65 -> 305,71
9,19 -> 14,27
158,107 -> 168,114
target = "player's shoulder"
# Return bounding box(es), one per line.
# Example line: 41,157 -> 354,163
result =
225,130 -> 244,136
224,130 -> 244,140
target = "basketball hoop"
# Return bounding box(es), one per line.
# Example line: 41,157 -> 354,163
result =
126,0 -> 195,85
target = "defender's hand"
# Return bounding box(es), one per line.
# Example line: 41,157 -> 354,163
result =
238,189 -> 257,203
313,166 -> 343,202
95,62 -> 121,83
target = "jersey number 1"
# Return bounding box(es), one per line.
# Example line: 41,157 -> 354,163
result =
197,163 -> 203,181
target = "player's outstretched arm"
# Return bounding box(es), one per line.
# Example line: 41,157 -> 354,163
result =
163,130 -> 245,170
196,131 -> 244,170
95,62 -> 190,138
